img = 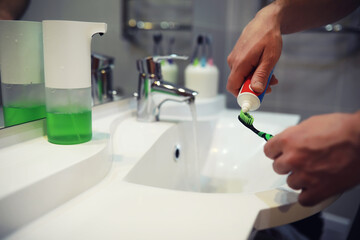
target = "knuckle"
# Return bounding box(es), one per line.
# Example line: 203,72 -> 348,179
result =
272,160 -> 288,175
286,174 -> 301,190
254,69 -> 269,81
263,144 -> 271,158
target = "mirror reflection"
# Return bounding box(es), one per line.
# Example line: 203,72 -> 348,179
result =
0,20 -> 45,128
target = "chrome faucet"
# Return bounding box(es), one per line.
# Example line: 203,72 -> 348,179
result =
91,53 -> 115,105
135,55 -> 198,122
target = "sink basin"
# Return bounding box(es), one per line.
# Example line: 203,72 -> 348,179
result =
125,110 -> 299,194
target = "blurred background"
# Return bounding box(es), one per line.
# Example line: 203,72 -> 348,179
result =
16,0 -> 360,120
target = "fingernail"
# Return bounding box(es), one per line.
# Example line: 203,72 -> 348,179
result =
253,81 -> 264,92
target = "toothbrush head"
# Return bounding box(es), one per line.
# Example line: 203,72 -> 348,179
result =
238,110 -> 274,142
238,110 -> 254,126
190,35 -> 204,64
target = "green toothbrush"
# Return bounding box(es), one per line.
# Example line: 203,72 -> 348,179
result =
238,110 -> 274,141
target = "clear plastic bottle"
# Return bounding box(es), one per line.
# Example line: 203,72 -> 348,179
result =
45,87 -> 92,144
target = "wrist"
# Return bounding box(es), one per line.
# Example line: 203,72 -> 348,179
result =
255,2 -> 283,34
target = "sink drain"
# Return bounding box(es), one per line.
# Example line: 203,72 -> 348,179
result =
173,144 -> 181,162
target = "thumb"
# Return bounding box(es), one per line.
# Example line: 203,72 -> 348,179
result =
251,63 -> 274,93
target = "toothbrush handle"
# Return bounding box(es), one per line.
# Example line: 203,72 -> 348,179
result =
258,132 -> 273,141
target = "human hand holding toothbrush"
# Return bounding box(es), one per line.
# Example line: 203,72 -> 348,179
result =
264,112 -> 360,206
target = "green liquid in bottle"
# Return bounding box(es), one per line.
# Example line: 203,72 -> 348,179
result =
3,105 -> 46,127
46,110 -> 92,145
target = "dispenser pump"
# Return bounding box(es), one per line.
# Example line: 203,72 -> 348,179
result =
42,20 -> 107,89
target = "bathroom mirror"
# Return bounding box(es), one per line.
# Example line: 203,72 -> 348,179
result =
0,20 -> 45,129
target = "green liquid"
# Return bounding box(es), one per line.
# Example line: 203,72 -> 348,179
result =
46,110 -> 92,145
3,105 -> 46,127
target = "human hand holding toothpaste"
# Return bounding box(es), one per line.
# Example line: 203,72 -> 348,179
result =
226,5 -> 281,97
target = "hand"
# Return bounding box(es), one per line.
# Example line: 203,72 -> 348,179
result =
264,112 -> 360,206
227,6 -> 282,97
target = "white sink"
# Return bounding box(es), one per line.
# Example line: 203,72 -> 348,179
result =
125,110 -> 298,194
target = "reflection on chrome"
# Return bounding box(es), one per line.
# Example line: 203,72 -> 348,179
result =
135,56 -> 198,122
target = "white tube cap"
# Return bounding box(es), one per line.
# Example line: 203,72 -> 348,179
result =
237,92 -> 261,112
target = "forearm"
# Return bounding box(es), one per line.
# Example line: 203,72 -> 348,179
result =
261,0 -> 360,34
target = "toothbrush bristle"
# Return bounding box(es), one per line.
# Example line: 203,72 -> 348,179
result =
239,110 -> 254,125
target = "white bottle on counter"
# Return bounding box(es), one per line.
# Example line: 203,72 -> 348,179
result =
184,64 -> 219,99
161,61 -> 178,84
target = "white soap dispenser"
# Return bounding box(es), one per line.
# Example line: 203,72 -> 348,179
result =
42,20 -> 107,145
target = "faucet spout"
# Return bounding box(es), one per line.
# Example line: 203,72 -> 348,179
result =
152,79 -> 197,100
135,56 -> 198,122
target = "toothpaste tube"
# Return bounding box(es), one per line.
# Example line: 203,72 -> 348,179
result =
237,70 -> 274,112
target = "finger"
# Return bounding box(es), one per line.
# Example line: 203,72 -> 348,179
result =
298,188 -> 322,207
272,156 -> 292,175
269,74 -> 278,86
286,172 -> 302,190
265,75 -> 279,93
226,64 -> 254,97
226,70 -> 243,97
226,53 -> 256,97
250,61 -> 275,93
264,136 -> 283,160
